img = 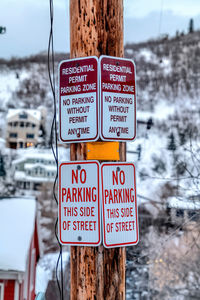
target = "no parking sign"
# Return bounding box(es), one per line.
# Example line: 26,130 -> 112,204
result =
101,162 -> 139,248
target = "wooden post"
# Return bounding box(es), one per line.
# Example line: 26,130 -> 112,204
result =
70,1 -> 126,299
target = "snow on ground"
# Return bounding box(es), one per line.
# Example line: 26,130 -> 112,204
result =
137,101 -> 175,121
0,68 -> 29,110
138,48 -> 157,62
36,251 -> 70,294
58,146 -> 70,162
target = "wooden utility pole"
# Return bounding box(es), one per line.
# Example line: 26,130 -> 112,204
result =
70,1 -> 126,299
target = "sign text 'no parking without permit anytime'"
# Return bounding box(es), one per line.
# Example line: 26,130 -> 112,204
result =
59,56 -> 99,143
101,162 -> 139,248
58,161 -> 101,246
100,56 -> 137,141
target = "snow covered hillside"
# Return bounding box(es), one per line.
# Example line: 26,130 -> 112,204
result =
0,31 -> 200,299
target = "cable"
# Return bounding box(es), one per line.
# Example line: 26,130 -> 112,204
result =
48,0 -> 64,299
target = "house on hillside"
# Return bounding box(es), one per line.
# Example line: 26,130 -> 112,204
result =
167,196 -> 200,225
6,107 -> 46,149
12,149 -> 56,190
0,197 -> 41,300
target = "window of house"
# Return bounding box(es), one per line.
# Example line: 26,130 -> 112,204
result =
188,210 -> 198,221
9,132 -> 18,138
26,122 -> 30,127
26,134 -> 34,139
47,172 -> 50,177
32,123 -> 36,128
176,209 -> 184,217
0,283 -> 4,300
20,122 -> 24,127
13,122 -> 18,127
19,112 -> 28,119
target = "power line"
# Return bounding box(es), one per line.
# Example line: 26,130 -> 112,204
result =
48,0 -> 64,299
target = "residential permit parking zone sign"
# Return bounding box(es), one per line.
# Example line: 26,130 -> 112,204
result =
59,56 -> 99,143
58,161 -> 101,246
100,55 -> 136,141
101,162 -> 139,248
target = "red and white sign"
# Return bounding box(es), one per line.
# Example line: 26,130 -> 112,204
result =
58,161 -> 101,246
101,162 -> 139,248
100,56 -> 137,141
59,57 -> 99,143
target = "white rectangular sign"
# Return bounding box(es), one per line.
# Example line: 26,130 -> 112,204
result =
59,57 -> 99,143
100,56 -> 137,141
101,162 -> 139,248
58,161 -> 101,246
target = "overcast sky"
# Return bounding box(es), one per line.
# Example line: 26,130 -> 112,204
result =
0,0 -> 200,58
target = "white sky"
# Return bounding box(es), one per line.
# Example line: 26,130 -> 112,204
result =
124,0 -> 200,18
0,0 -> 200,58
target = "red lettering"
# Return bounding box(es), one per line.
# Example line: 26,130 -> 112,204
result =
72,169 -> 78,184
80,169 -> 86,183
62,188 -> 66,202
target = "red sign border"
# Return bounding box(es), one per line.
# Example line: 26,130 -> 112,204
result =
58,56 -> 99,143
99,55 -> 137,142
58,160 -> 101,246
101,162 -> 139,248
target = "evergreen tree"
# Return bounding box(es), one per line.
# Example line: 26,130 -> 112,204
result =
0,154 -> 6,177
168,133 -> 176,151
189,18 -> 194,33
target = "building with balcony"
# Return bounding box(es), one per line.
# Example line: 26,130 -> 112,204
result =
6,107 -> 46,149
12,149 -> 56,190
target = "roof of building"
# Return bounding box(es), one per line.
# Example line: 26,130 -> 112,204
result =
167,197 -> 200,210
24,163 -> 56,171
0,197 -> 37,272
14,171 -> 55,182
7,109 -> 41,121
12,148 -> 55,165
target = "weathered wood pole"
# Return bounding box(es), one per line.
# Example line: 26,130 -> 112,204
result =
70,1 -> 126,299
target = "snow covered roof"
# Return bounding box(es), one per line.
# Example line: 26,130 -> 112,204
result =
0,197 -> 37,272
24,163 -> 56,171
167,197 -> 200,210
14,171 -> 55,182
12,148 -> 55,165
7,109 -> 41,121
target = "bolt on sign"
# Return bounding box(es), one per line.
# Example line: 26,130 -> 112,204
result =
101,162 -> 139,248
59,56 -> 99,143
58,161 -> 101,246
99,55 -> 137,141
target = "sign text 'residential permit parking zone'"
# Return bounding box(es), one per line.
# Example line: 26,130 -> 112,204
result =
59,56 -> 99,143
100,55 -> 136,141
101,162 -> 139,248
58,161 -> 101,246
